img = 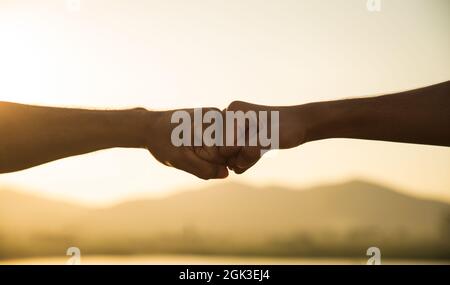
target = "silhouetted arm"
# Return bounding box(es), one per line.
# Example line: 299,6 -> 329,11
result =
223,81 -> 450,173
300,80 -> 450,146
0,103 -> 151,173
0,103 -> 227,179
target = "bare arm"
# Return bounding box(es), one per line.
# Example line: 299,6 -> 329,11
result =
300,80 -> 450,146
223,81 -> 450,173
0,103 -> 150,173
0,103 -> 227,179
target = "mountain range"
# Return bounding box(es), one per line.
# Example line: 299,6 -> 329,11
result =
1,180 -> 449,259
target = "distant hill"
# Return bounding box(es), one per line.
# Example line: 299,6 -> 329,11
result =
1,180 -> 449,259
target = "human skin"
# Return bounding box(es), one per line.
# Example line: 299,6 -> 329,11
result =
0,81 -> 448,177
220,80 -> 450,174
0,103 -> 228,179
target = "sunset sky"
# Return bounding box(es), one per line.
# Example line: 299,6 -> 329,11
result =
0,0 -> 449,206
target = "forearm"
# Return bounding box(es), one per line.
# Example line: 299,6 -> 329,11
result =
0,102 -> 154,173
298,81 -> 450,146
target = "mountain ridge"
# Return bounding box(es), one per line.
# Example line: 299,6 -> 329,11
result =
1,180 -> 449,259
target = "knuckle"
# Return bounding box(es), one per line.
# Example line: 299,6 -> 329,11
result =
206,166 -> 219,179
205,107 -> 221,113
209,168 -> 219,179
197,175 -> 210,180
234,167 -> 247,174
194,167 -> 216,180
228,100 -> 245,110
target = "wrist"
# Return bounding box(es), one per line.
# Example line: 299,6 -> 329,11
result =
297,101 -> 337,143
131,108 -> 163,149
113,108 -> 161,149
296,103 -> 321,143
277,105 -> 308,148
298,99 -> 369,143
289,102 -> 335,144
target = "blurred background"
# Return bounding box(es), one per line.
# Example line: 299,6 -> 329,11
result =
0,0 -> 449,264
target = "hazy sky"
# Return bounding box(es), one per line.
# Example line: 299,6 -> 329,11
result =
0,0 -> 449,206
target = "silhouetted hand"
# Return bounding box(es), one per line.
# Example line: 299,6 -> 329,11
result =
218,101 -> 307,174
219,81 -> 450,174
1,81 -> 447,176
146,108 -> 229,180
